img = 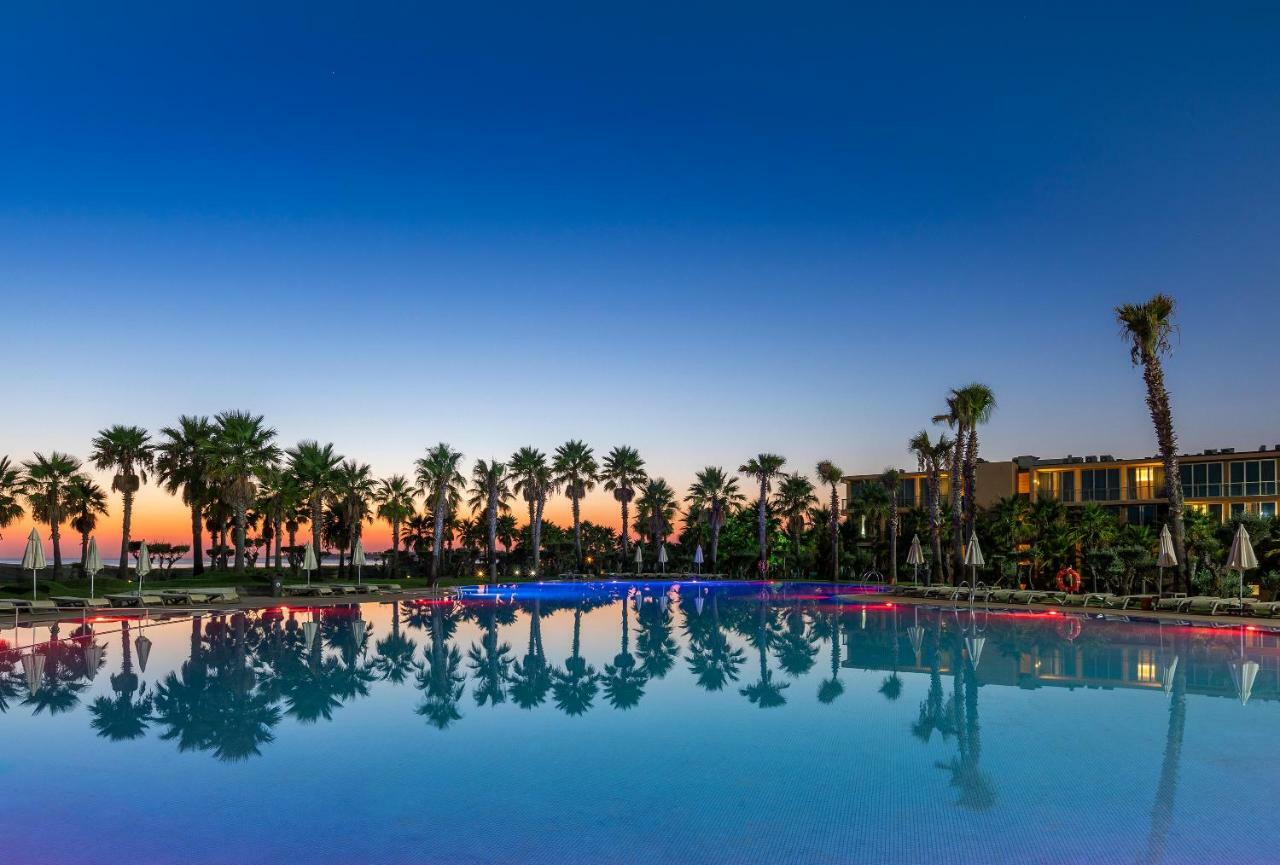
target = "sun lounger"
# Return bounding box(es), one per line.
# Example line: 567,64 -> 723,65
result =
1081,593 -> 1116,608
5,599 -> 58,611
1185,596 -> 1243,615
989,589 -> 1019,604
329,584 -> 359,595
1104,594 -> 1157,610
105,592 -> 164,607
1241,600 -> 1280,618
1155,594 -> 1190,612
199,588 -> 240,602
283,584 -> 334,597
50,596 -> 111,609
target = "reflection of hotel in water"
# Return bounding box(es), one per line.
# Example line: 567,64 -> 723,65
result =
845,445 -> 1280,526
839,609 -> 1280,702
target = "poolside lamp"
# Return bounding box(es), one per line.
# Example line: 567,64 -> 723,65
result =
693,545 -> 704,575
1225,523 -> 1258,604
21,528 -> 46,600
136,541 -> 152,599
84,537 -> 103,599
906,535 -> 925,586
352,537 -> 367,585
634,545 -> 643,575
303,541 -> 318,587
1155,525 -> 1177,598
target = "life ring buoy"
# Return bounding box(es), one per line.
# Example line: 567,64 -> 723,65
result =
1057,617 -> 1083,642
1055,566 -> 1082,593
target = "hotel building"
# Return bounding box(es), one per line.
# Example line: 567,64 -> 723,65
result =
844,444 -> 1280,525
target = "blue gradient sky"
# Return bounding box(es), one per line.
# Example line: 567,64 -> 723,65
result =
2,3 -> 1279,547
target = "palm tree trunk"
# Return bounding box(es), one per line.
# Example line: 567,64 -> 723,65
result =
311,498 -> 323,575
234,504 -> 247,571
757,478 -> 768,575
828,484 -> 840,581
431,490 -> 446,585
620,496 -> 630,559
710,513 -> 721,574
119,486 -> 135,573
273,518 -> 283,571
964,426 -> 979,540
487,493 -> 498,580
949,432 -> 964,584
80,529 -> 89,574
929,470 -> 944,584
190,503 -> 205,575
534,495 -> 544,573
391,517 -> 401,574
1141,352 -> 1189,593
50,496 -> 63,575
572,494 -> 582,570
889,506 -> 899,584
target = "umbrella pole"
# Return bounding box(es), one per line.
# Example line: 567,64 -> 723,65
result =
31,567 -> 36,600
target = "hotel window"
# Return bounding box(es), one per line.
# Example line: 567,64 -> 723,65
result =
1228,459 -> 1276,497
1180,462 -> 1222,498
1207,503 -> 1223,522
1231,502 -> 1245,517
1126,505 -> 1158,526
1262,503 -> 1277,518
1127,466 -> 1164,500
898,478 -> 916,508
1081,468 -> 1120,502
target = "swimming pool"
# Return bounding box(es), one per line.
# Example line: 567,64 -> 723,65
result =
2,580 -> 1275,864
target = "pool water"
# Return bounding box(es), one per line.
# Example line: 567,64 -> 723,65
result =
1,580 -> 1276,865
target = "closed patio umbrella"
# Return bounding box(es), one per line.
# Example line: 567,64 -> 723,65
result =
1156,524 -> 1177,597
22,528 -> 46,599
1226,523 -> 1258,604
352,616 -> 367,646
693,545 -> 704,576
84,641 -> 105,680
906,535 -> 925,586
907,606 -> 925,664
136,541 -> 152,598
21,650 -> 45,694
135,627 -> 153,673
634,544 -> 643,575
303,541 -> 318,587
1230,657 -> 1260,706
658,544 -> 668,575
352,537 -> 367,585
83,537 -> 103,599
303,618 -> 319,651
963,531 -> 985,601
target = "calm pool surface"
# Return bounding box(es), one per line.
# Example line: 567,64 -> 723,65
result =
1,580 -> 1276,865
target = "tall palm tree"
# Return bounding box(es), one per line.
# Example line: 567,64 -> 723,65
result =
880,468 -> 903,583
685,467 -> 743,574
468,459 -> 512,580
209,411 -> 280,571
908,431 -> 953,585
0,456 -> 27,543
287,440 -> 343,570
773,473 -> 816,576
552,440 -> 598,571
933,396 -> 965,582
156,415 -> 216,575
601,446 -> 646,561
415,443 -> 466,584
333,460 -> 376,577
955,384 -> 997,539
22,452 -> 82,575
374,474 -> 416,575
65,475 -> 109,571
90,424 -> 155,573
1117,294 -> 1188,592
815,460 -> 843,581
739,454 -> 786,576
636,478 -> 678,553
509,446 -> 553,575
255,465 -> 298,572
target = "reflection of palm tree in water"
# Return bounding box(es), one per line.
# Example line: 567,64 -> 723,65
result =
373,601 -> 418,685
880,608 -> 903,701
635,596 -> 678,680
25,622 -> 89,715
415,603 -> 465,729
552,603 -> 598,716
817,612 -> 844,704
686,593 -> 745,692
1142,635 -> 1187,865
934,633 -> 995,811
741,599 -> 788,708
603,597 -> 647,709
510,599 -> 552,709
90,620 -> 152,739
467,606 -> 512,708
911,623 -> 946,743
774,604 -> 819,679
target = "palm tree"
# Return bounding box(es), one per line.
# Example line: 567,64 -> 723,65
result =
287,440 -> 343,570
22,452 -> 82,575
1117,294 -> 1188,592
908,431 -> 953,585
415,443 -> 465,584
955,384 -> 997,539
0,456 -> 25,543
90,425 -> 154,573
636,478 -> 678,554
772,473 -> 816,576
933,396 -> 965,581
255,466 -> 297,572
601,446 -> 646,561
739,454 -> 786,576
65,475 -> 108,570
468,459 -> 512,580
552,440 -> 598,571
156,415 -> 216,575
333,460 -> 376,577
880,468 -> 903,583
509,446 -> 553,575
685,467 -> 743,574
815,460 -> 843,581
374,475 -> 415,575
209,411 -> 280,571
